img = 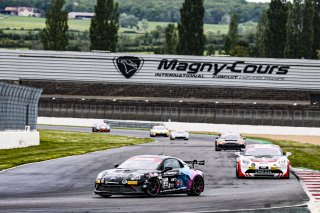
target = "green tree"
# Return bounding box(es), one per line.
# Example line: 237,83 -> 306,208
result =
207,45 -> 215,56
224,14 -> 239,55
164,24 -> 178,54
301,0 -> 314,59
141,19 -> 149,31
177,0 -> 206,55
90,0 -> 119,52
265,0 -> 288,58
313,0 -> 320,58
255,10 -> 268,57
41,0 -> 68,50
284,0 -> 302,58
230,40 -> 251,57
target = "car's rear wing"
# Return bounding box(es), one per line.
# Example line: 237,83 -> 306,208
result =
184,160 -> 205,169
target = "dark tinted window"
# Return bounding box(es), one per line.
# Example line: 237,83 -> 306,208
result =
118,157 -> 162,170
163,159 -> 182,169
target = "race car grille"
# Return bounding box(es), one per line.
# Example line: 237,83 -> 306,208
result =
225,143 -> 239,147
245,169 -> 283,174
96,185 -> 138,193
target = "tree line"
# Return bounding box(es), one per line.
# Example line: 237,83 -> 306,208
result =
42,0 -> 207,56
9,0 -> 320,59
223,0 -> 320,59
0,0 -> 267,24
255,0 -> 320,59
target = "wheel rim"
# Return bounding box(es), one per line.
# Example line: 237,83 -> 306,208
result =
148,179 -> 160,196
193,176 -> 204,194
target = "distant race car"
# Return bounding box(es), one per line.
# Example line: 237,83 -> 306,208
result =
170,130 -> 189,140
215,133 -> 246,151
94,155 -> 205,197
235,144 -> 291,178
92,122 -> 111,133
150,126 -> 169,137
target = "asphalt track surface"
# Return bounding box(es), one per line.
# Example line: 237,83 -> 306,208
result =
0,125 -> 310,213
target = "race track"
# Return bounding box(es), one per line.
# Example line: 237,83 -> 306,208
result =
0,126 -> 310,213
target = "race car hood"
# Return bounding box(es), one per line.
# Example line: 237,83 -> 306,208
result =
245,155 -> 283,163
172,132 -> 187,136
152,130 -> 168,133
101,169 -> 159,181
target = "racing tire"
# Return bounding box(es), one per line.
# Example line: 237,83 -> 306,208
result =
99,194 -> 112,198
170,137 -> 175,140
150,134 -> 154,137
187,176 -> 204,196
92,128 -> 96,132
215,142 -> 221,151
146,178 -> 161,197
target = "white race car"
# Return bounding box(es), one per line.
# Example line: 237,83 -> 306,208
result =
235,144 -> 291,178
92,122 -> 111,133
170,130 -> 189,140
150,126 -> 169,137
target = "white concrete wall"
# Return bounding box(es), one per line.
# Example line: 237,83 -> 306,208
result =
38,117 -> 320,136
0,131 -> 40,149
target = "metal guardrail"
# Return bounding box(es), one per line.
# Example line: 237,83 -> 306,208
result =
39,103 -> 320,127
0,82 -> 42,131
103,119 -> 163,129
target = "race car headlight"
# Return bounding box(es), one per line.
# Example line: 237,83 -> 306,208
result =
277,158 -> 287,165
242,158 -> 251,164
129,174 -> 141,180
96,171 -> 105,179
217,139 -> 225,144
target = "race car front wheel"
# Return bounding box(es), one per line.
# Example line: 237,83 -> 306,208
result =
188,176 -> 204,196
146,178 -> 161,197
215,142 -> 221,151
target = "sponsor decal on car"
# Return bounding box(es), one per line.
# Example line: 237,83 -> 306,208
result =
127,181 -> 138,185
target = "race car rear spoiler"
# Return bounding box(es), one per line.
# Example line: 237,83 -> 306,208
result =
184,160 -> 205,169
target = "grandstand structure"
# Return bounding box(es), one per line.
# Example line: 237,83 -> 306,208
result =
1,49 -> 320,127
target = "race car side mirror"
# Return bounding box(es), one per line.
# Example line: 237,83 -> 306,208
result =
234,152 -> 241,157
114,164 -> 119,168
162,167 -> 173,173
285,152 -> 292,157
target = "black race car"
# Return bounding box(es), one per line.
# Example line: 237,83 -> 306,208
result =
215,133 -> 246,151
94,155 -> 205,197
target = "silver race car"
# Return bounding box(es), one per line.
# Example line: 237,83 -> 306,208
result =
170,130 -> 189,140
92,122 -> 111,133
235,144 -> 291,178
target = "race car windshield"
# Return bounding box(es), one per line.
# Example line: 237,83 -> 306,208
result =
118,157 -> 162,170
154,126 -> 167,130
99,123 -> 108,127
245,148 -> 283,156
221,135 -> 240,140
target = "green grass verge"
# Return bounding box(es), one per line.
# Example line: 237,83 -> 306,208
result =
0,129 -> 152,171
246,136 -> 320,171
